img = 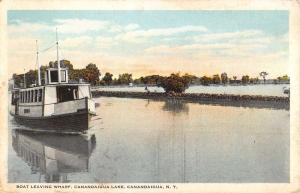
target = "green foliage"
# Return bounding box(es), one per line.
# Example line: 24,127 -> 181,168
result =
212,74 -> 221,84
249,77 -> 259,84
200,76 -> 212,85
277,75 -> 289,81
182,73 -> 198,85
133,77 -> 143,85
102,72 -> 113,85
50,60 -> 73,70
134,75 -> 164,85
69,69 -> 84,82
84,63 -> 101,85
117,73 -> 133,85
25,70 -> 37,86
259,71 -> 268,83
241,75 -> 250,84
221,72 -> 228,84
160,73 -> 190,93
12,73 -> 23,88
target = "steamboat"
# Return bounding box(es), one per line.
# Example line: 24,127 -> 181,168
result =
9,32 -> 96,133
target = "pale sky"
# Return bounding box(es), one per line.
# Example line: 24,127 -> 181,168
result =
7,10 -> 288,79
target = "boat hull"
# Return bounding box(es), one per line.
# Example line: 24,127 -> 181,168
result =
12,111 -> 92,133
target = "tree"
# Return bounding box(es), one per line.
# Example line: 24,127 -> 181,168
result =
83,63 -> 101,85
277,75 -> 289,83
160,73 -> 190,93
102,72 -> 113,85
241,75 -> 250,84
182,73 -> 198,85
118,73 -> 133,85
282,75 -> 289,81
133,75 -> 165,86
200,76 -> 212,85
259,71 -> 268,84
250,77 -> 259,84
233,76 -> 237,81
24,70 -> 38,87
221,72 -> 228,84
212,74 -> 221,84
12,73 -> 23,88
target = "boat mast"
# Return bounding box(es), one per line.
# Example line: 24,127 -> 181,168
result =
36,40 -> 41,86
56,28 -> 61,83
23,68 -> 26,88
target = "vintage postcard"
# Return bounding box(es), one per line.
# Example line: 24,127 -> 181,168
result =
0,0 -> 300,193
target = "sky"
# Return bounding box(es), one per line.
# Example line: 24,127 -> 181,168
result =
7,10 -> 289,79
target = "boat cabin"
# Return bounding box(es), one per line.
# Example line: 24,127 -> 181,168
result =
10,67 -> 95,118
45,67 -> 68,84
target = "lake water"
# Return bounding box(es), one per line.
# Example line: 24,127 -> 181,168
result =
8,96 -> 289,183
92,84 -> 289,97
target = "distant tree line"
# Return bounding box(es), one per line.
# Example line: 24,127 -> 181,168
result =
12,59 -> 290,94
99,72 -> 289,94
99,72 -> 289,86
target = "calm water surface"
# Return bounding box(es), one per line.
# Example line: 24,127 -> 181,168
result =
8,97 -> 289,183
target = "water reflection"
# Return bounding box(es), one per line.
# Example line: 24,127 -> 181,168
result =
162,99 -> 189,114
11,129 -> 96,183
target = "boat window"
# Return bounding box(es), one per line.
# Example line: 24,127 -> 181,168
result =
27,90 -> 30,103
61,70 -> 66,82
35,90 -> 38,102
11,93 -> 14,105
31,90 -> 34,102
25,91 -> 28,103
38,89 -> 42,102
50,71 -> 58,82
37,89 -> 39,102
30,90 -> 33,103
32,90 -> 35,102
56,86 -> 79,103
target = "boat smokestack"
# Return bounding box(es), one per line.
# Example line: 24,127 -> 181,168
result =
56,28 -> 61,83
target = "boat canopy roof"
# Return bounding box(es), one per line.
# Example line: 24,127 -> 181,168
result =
16,83 -> 90,92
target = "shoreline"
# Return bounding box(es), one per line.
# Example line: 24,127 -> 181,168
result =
91,91 -> 289,110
